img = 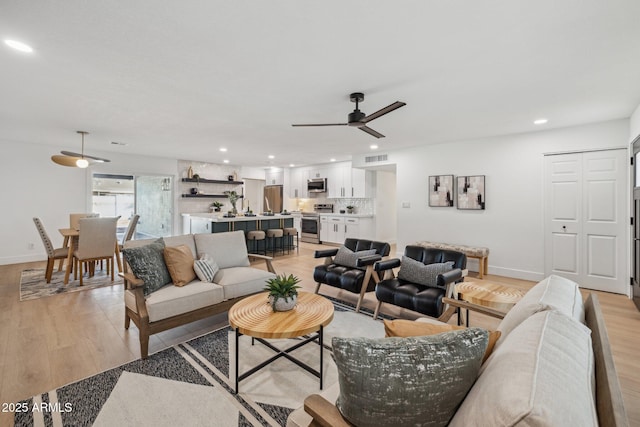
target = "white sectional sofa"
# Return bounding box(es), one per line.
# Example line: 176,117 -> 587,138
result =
293,275 -> 628,427
121,230 -> 276,358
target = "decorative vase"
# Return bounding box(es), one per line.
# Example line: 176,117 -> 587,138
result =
268,294 -> 297,312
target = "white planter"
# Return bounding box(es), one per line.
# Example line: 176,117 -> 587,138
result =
268,294 -> 297,312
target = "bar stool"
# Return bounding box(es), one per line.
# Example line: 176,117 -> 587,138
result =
266,228 -> 284,257
283,227 -> 299,254
246,230 -> 267,255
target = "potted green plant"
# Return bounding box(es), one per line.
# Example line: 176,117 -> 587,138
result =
224,190 -> 240,214
346,205 -> 355,214
263,273 -> 301,312
210,201 -> 223,212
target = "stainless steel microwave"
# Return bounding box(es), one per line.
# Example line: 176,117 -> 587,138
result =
307,178 -> 327,193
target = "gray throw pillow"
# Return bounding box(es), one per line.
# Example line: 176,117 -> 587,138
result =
332,328 -> 489,427
123,238 -> 172,296
397,256 -> 454,287
333,246 -> 377,268
193,253 -> 220,283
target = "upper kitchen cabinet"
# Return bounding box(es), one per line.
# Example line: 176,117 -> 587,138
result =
265,168 -> 284,186
289,167 -> 307,198
327,162 -> 374,198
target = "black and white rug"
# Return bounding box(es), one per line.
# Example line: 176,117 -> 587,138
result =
14,301 -> 386,426
19,268 -> 124,301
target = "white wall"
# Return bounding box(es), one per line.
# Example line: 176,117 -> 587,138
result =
631,103 -> 640,142
0,140 -> 178,265
374,170 -> 397,243
390,119 -> 629,281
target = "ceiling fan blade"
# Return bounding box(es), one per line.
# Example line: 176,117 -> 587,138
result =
60,151 -> 111,162
52,155 -> 82,167
292,123 -> 349,127
362,101 -> 406,123
359,126 -> 385,138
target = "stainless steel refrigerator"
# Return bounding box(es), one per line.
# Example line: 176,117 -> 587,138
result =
263,185 -> 283,213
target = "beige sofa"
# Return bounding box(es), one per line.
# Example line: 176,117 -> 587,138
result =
121,230 -> 276,358
292,275 -> 628,427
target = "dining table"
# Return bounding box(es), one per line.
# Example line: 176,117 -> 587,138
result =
58,228 -> 122,285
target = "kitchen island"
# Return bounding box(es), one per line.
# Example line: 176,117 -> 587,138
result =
184,213 -> 295,234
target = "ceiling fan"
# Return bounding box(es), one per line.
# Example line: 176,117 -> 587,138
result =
292,92 -> 406,138
51,131 -> 111,168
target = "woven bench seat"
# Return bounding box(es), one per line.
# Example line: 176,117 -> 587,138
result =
415,241 -> 489,279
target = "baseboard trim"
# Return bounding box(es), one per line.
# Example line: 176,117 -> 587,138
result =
0,254 -> 44,266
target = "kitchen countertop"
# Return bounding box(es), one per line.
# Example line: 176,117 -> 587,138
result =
185,213 -> 298,222
318,213 -> 374,218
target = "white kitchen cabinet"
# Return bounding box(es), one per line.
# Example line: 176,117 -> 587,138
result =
344,217 -> 360,240
351,168 -> 374,198
265,168 -> 284,185
190,217 -> 211,234
289,167 -> 305,198
320,215 -> 345,244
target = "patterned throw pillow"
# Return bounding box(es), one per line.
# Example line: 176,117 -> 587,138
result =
397,256 -> 454,287
122,238 -> 172,296
332,328 -> 489,427
193,253 -> 220,283
384,319 -> 501,363
333,246 -> 377,268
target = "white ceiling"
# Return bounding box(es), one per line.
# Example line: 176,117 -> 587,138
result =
2,1 -> 640,168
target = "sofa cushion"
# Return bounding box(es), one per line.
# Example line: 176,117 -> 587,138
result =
397,256 -> 454,288
214,266 -> 276,300
163,245 -> 196,287
193,253 -> 220,283
333,246 -> 376,268
194,231 -> 250,269
123,238 -> 172,296
125,280 -> 225,322
332,328 -> 489,427
497,274 -> 585,345
384,319 -> 500,363
163,234 -> 197,257
450,310 -> 597,427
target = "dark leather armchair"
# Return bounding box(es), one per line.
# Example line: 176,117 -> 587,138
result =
313,238 -> 391,312
373,246 -> 467,320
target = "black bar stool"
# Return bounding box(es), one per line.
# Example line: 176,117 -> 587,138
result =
266,228 -> 284,257
246,230 -> 267,255
283,227 -> 299,254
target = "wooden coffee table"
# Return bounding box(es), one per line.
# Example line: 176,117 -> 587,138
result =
228,291 -> 334,393
448,281 -> 525,326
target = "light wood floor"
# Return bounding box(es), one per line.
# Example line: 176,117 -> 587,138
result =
1,242 -> 639,426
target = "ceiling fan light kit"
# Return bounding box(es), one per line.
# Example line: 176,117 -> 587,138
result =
292,92 -> 406,138
51,130 -> 111,168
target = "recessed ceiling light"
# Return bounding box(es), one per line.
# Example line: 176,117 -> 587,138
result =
330,158 -> 336,162
223,159 -> 229,163
268,155 -> 275,159
370,144 -> 378,150
220,147 -> 227,152
289,163 -> 295,167
4,39 -> 33,53
534,118 -> 548,125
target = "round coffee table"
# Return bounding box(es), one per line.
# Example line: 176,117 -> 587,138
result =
455,282 -> 525,326
228,291 -> 334,393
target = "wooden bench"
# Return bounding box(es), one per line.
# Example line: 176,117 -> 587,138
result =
414,241 -> 489,279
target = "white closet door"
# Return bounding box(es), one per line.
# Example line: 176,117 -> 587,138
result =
544,149 -> 628,294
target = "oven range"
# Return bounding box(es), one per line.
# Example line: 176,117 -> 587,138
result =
300,204 -> 333,244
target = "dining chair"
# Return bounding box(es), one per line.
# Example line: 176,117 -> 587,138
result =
118,214 -> 140,272
74,217 -> 119,285
33,217 -> 69,283
69,212 -> 99,230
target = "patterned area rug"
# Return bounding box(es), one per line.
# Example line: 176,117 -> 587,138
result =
14,301 -> 385,426
19,268 -> 124,301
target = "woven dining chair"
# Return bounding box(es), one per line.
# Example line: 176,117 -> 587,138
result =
118,214 -> 140,272
33,217 -> 69,283
74,217 -> 119,285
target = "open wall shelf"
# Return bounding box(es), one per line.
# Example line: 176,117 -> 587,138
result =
181,178 -> 243,185
181,194 -> 244,198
